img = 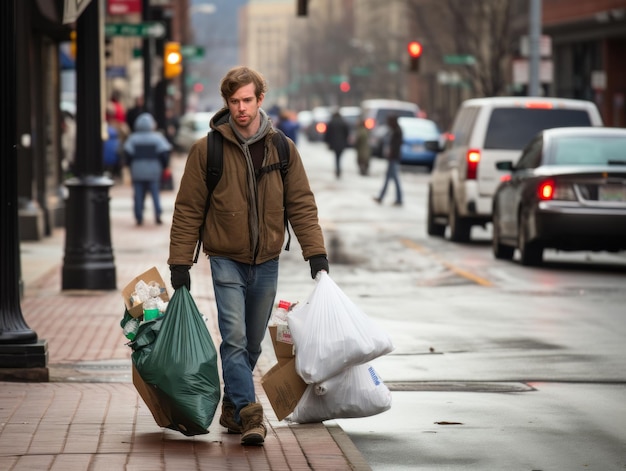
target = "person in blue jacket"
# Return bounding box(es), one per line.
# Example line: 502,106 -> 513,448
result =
124,112 -> 172,225
103,123 -> 121,180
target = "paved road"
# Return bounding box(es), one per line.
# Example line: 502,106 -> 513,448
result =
287,137 -> 626,471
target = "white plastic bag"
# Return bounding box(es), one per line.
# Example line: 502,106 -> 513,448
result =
288,272 -> 394,384
290,363 -> 392,423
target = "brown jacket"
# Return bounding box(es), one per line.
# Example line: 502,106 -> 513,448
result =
168,109 -> 326,266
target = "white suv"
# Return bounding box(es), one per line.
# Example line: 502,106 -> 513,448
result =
426,96 -> 603,242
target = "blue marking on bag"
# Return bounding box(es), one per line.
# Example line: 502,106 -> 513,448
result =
368,366 -> 381,386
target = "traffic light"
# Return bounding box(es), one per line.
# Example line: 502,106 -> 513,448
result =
407,41 -> 423,72
70,30 -> 77,58
339,81 -> 350,93
163,41 -> 183,79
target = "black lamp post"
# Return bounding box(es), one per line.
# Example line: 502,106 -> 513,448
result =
0,0 -> 47,380
62,0 -> 116,290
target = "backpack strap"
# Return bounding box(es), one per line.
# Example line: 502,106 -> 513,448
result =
272,130 -> 292,251
193,130 -> 222,263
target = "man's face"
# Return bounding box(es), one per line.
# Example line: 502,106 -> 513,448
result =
227,82 -> 264,135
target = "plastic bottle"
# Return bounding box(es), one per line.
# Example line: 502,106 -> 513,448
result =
123,317 -> 140,341
274,300 -> 291,324
143,297 -> 160,321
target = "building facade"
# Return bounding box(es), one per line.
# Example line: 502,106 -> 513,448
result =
543,0 -> 626,126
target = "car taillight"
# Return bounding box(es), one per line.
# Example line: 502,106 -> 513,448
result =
466,149 -> 480,179
538,180 -> 576,201
364,118 -> 375,130
538,180 -> 555,200
316,122 -> 327,134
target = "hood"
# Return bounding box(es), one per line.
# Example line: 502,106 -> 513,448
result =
134,112 -> 157,132
210,107 -> 231,130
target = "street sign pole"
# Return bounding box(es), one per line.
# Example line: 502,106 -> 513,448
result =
142,0 -> 153,115
528,0 -> 542,96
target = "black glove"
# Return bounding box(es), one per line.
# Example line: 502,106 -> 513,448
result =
309,255 -> 329,279
170,265 -> 191,290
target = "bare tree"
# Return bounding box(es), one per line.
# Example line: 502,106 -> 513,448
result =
407,0 -> 525,97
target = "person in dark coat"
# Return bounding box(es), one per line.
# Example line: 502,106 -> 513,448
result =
324,110 -> 350,179
374,114 -> 403,206
123,112 -> 172,225
125,96 -> 144,132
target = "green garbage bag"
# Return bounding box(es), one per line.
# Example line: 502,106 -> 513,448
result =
130,286 -> 220,436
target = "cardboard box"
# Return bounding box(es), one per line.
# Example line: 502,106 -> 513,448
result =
268,324 -> 295,361
123,267 -> 170,318
132,364 -> 172,428
261,324 -> 306,420
261,358 -> 307,421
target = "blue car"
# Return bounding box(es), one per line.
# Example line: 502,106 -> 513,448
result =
398,117 -> 440,171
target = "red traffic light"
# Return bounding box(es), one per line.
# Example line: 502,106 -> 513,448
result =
339,81 -> 350,93
407,41 -> 423,58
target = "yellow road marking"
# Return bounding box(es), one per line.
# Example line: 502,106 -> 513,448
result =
401,238 -> 493,287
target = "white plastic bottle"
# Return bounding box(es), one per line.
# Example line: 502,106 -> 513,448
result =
123,317 -> 140,340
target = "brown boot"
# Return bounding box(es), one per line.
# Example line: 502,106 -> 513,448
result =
240,402 -> 266,446
219,399 -> 242,434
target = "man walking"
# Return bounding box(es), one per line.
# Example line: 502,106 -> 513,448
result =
324,109 -> 350,179
168,66 -> 329,445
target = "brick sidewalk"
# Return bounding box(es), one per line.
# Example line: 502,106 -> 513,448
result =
1,154 -> 371,470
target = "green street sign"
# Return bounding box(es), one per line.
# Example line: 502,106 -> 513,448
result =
181,45 -> 205,59
329,74 -> 348,84
351,66 -> 371,77
105,22 -> 166,38
444,54 -> 476,66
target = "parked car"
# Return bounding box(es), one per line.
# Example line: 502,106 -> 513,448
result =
491,127 -> 626,265
296,110 -> 314,135
174,111 -> 215,151
426,96 -> 603,242
360,99 -> 420,157
398,117 -> 441,170
304,106 -> 333,142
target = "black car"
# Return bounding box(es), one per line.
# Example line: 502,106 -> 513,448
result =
491,127 -> 626,266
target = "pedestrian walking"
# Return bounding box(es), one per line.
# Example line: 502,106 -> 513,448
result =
167,66 -> 329,446
374,114 -> 403,206
123,112 -> 172,225
103,122 -> 122,180
355,118 -> 371,176
125,95 -> 144,132
324,110 -> 350,179
277,109 -> 300,144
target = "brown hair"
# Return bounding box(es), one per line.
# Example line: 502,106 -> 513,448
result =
220,66 -> 267,103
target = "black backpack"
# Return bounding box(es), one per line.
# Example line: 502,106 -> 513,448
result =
193,129 -> 291,263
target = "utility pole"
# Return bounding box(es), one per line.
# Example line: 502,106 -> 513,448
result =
142,0 -> 153,114
528,0 -> 542,96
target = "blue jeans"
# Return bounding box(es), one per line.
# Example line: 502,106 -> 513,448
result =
133,180 -> 162,223
378,160 -> 403,204
210,256 -> 279,422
